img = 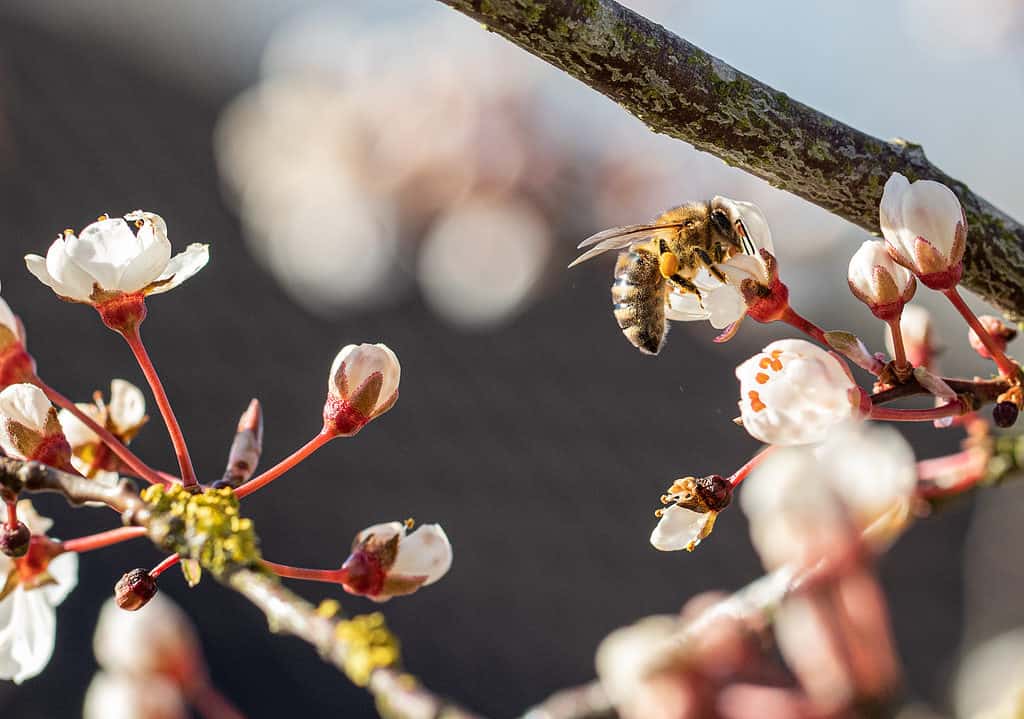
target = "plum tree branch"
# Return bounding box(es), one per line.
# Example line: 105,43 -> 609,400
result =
0,457 -> 476,719
436,0 -> 1024,320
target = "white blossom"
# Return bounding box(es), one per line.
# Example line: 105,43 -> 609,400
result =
58,380 -> 146,477
343,521 -> 452,600
24,212 -> 208,304
741,424 -> 916,567
0,501 -> 77,684
93,594 -> 202,684
735,339 -> 860,446
847,239 -> 916,319
84,672 -> 188,719
879,173 -> 966,288
595,614 -> 677,708
662,198 -> 774,331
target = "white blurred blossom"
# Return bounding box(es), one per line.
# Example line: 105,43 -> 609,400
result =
84,672 -> 188,719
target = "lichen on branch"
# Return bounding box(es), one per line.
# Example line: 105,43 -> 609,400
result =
437,0 -> 1024,320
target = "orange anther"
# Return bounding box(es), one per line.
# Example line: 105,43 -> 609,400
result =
755,372 -> 769,384
747,390 -> 766,412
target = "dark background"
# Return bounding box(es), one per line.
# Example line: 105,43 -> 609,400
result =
0,9 -> 980,719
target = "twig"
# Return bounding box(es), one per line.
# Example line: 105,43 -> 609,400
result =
436,0 -> 1024,320
0,457 -> 476,719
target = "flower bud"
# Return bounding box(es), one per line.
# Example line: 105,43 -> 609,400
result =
114,568 -> 158,611
94,593 -> 204,687
735,339 -> 860,446
0,521 -> 31,557
218,398 -> 263,488
0,287 -> 36,389
969,315 -> 1017,360
0,383 -> 72,469
340,520 -> 451,601
323,343 -> 400,436
847,240 -> 916,320
879,173 -> 966,290
884,304 -> 936,369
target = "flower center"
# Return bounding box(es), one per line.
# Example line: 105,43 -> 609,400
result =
15,537 -> 54,588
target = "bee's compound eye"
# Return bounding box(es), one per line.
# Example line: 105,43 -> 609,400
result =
710,209 -> 731,234
684,219 -> 696,229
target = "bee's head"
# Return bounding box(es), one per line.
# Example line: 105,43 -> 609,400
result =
710,196 -> 772,256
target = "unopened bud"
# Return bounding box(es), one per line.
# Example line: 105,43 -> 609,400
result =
0,384 -> 72,469
993,401 -> 1020,429
115,568 -> 158,611
969,315 -> 1017,360
219,398 -> 263,488
324,344 -> 400,436
0,521 -> 31,557
847,240 -> 916,321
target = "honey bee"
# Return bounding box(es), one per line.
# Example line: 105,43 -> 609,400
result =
569,197 -> 761,355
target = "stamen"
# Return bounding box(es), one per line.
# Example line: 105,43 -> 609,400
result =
747,390 -> 766,412
755,372 -> 770,384
403,517 -> 415,529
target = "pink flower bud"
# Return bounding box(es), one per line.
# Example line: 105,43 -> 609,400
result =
884,305 -> 936,369
735,340 -> 860,446
879,173 -> 966,290
968,315 -> 1017,360
340,521 -> 451,601
847,240 -> 916,320
0,289 -> 37,390
323,343 -> 400,436
0,384 -> 72,469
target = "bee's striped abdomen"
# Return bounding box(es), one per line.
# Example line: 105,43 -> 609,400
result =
611,246 -> 668,355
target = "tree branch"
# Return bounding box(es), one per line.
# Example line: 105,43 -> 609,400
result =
436,0 -> 1024,319
0,458 -> 476,719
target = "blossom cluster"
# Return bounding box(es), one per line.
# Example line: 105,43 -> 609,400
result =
0,210 -> 454,688
584,173 -> 1022,717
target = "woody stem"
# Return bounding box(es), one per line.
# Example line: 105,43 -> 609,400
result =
60,526 -> 147,553
120,326 -> 198,488
261,559 -> 344,584
37,380 -> 169,487
943,287 -> 1018,377
234,432 -> 333,499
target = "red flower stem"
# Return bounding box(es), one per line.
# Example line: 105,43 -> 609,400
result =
60,526 -> 147,554
728,446 -> 775,488
916,449 -> 981,478
944,287 -> 1018,377
234,432 -> 333,499
5,500 -> 16,529
261,559 -> 342,584
778,306 -> 830,346
36,380 -> 169,487
190,683 -> 247,719
869,399 -> 965,423
120,326 -> 197,488
886,316 -> 911,375
150,553 -> 182,578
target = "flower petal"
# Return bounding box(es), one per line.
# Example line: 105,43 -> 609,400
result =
65,219 -> 142,290
0,384 -> 54,433
117,219 -> 171,292
148,244 -> 209,294
3,588 -> 57,683
649,505 -> 711,551
58,404 -> 102,449
41,552 -> 78,607
390,524 -> 451,585
108,380 -> 146,432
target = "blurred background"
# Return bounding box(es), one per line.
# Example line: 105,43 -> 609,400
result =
0,0 -> 1022,716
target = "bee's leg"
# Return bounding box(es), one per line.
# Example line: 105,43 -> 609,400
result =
657,239 -> 680,279
695,248 -> 728,283
670,274 -> 702,300
710,242 -> 730,263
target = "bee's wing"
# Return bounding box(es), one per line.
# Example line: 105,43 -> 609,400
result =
568,224 -> 683,268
